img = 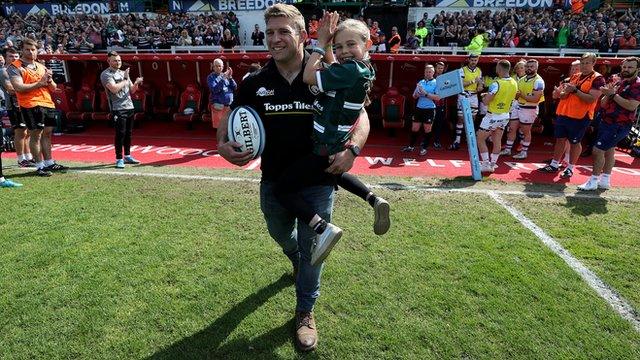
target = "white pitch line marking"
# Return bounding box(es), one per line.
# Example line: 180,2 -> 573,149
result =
488,191 -> 640,333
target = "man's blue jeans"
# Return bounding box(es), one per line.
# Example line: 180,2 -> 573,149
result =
260,181 -> 335,312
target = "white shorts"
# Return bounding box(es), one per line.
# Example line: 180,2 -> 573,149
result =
515,106 -> 539,124
509,100 -> 519,119
457,92 -> 479,117
479,112 -> 510,131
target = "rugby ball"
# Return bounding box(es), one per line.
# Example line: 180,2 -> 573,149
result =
227,105 -> 265,159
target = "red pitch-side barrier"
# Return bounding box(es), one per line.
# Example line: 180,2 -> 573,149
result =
39,53 -> 624,109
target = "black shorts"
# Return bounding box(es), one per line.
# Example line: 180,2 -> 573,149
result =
7,109 -> 27,129
20,106 -> 57,130
413,108 -> 436,124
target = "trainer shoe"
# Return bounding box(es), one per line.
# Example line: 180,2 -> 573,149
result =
433,142 -> 442,150
480,161 -> 494,173
578,178 -> 598,191
419,148 -> 427,156
401,146 -> 414,152
295,311 -> 318,352
448,142 -> 460,150
538,164 -> 559,173
560,168 -> 573,179
115,159 -> 125,169
598,180 -> 611,190
44,163 -> 68,172
512,151 -> 528,159
499,148 -> 512,156
0,179 -> 23,188
18,159 -> 35,168
310,223 -> 343,266
373,197 -> 390,235
35,168 -> 52,177
124,155 -> 141,164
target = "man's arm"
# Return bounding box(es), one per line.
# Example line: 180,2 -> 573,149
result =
9,66 -> 49,93
103,78 -> 131,94
325,109 -> 370,174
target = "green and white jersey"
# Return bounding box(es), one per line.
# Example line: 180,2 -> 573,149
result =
312,59 -> 375,156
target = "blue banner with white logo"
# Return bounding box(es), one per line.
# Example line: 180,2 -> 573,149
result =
435,0 -> 553,8
169,0 -> 297,13
2,1 -> 145,16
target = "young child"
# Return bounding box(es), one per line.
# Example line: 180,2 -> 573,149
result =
274,13 -> 390,266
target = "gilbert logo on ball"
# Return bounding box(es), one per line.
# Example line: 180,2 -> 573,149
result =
227,105 -> 266,159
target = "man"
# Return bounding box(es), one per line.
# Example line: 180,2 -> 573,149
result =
551,59 -> 581,168
8,38 -> 67,176
599,29 -> 619,53
0,47 -> 33,167
100,51 -> 143,169
502,59 -> 545,160
207,58 -> 237,129
405,28 -> 419,50
539,53 -> 605,179
618,29 -> 637,50
465,28 -> 487,56
307,15 -> 318,47
578,57 -> 640,191
217,4 -> 370,352
251,24 -> 265,46
432,61 -> 446,149
477,60 -> 518,173
449,54 -> 483,150
402,64 -> 440,155
388,27 -> 402,54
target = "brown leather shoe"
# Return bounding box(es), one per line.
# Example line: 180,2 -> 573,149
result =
295,311 -> 318,351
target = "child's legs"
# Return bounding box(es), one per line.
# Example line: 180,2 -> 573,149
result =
336,172 -> 373,202
274,154 -> 330,225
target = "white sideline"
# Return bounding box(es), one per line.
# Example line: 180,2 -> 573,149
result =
68,169 -> 640,201
488,191 -> 640,333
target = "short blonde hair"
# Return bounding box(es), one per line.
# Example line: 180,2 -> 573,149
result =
335,19 -> 370,45
264,4 -> 305,33
581,52 -> 597,62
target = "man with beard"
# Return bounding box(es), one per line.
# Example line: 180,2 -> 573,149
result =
578,57 -> 640,191
449,54 -> 482,150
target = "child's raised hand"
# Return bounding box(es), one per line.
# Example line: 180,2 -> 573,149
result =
317,11 -> 337,47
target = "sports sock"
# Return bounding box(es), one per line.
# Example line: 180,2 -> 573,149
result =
44,159 -> 55,167
25,153 -> 33,161
563,151 -> 570,163
365,192 -> 377,207
589,175 -> 599,182
567,164 -> 574,171
520,141 -> 530,153
36,161 -> 45,170
601,173 -> 611,181
490,153 -> 499,164
455,124 -> 463,143
480,152 -> 489,162
550,159 -> 559,168
504,140 -> 514,152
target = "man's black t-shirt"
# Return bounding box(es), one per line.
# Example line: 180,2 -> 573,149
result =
231,53 -> 335,185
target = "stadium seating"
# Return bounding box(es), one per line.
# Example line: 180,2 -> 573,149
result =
173,84 -> 202,128
91,90 -> 112,122
153,82 -> 180,121
51,83 -> 74,114
381,87 -> 406,129
131,90 -> 148,126
66,85 -> 96,125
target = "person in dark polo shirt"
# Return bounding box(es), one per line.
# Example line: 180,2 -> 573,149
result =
217,4 -> 370,352
579,57 -> 640,191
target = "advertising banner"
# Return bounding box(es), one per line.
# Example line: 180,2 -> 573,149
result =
435,0 -> 553,8
169,0 -> 296,13
2,1 -> 145,16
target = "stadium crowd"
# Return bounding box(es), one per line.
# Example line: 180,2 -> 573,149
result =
410,5 -> 640,51
1,5 -> 639,54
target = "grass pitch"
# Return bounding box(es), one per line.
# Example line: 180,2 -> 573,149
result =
0,169 -> 639,359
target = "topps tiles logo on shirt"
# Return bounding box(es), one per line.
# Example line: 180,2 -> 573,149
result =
256,87 -> 275,97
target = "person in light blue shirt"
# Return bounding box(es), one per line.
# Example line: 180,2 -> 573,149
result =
401,64 -> 440,155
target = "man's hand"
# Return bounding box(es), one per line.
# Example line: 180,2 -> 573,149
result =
600,84 -> 617,97
564,83 -> 577,93
325,149 -> 355,174
217,140 -> 253,166
134,77 -> 143,85
124,68 -> 130,80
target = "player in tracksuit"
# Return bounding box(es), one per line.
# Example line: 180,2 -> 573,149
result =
275,15 -> 390,266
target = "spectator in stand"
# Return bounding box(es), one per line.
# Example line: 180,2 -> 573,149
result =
556,20 -> 570,48
369,21 -> 381,51
618,29 -> 636,50
600,29 -> 619,53
432,17 -> 446,46
570,0 -> 588,15
388,27 -> 402,54
226,12 -> 240,42
177,29 -> 193,46
405,28 -> 419,50
207,58 -> 236,129
307,15 -> 319,47
444,24 -> 458,46
251,24 -> 265,46
415,21 -> 428,47
220,29 -> 236,51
